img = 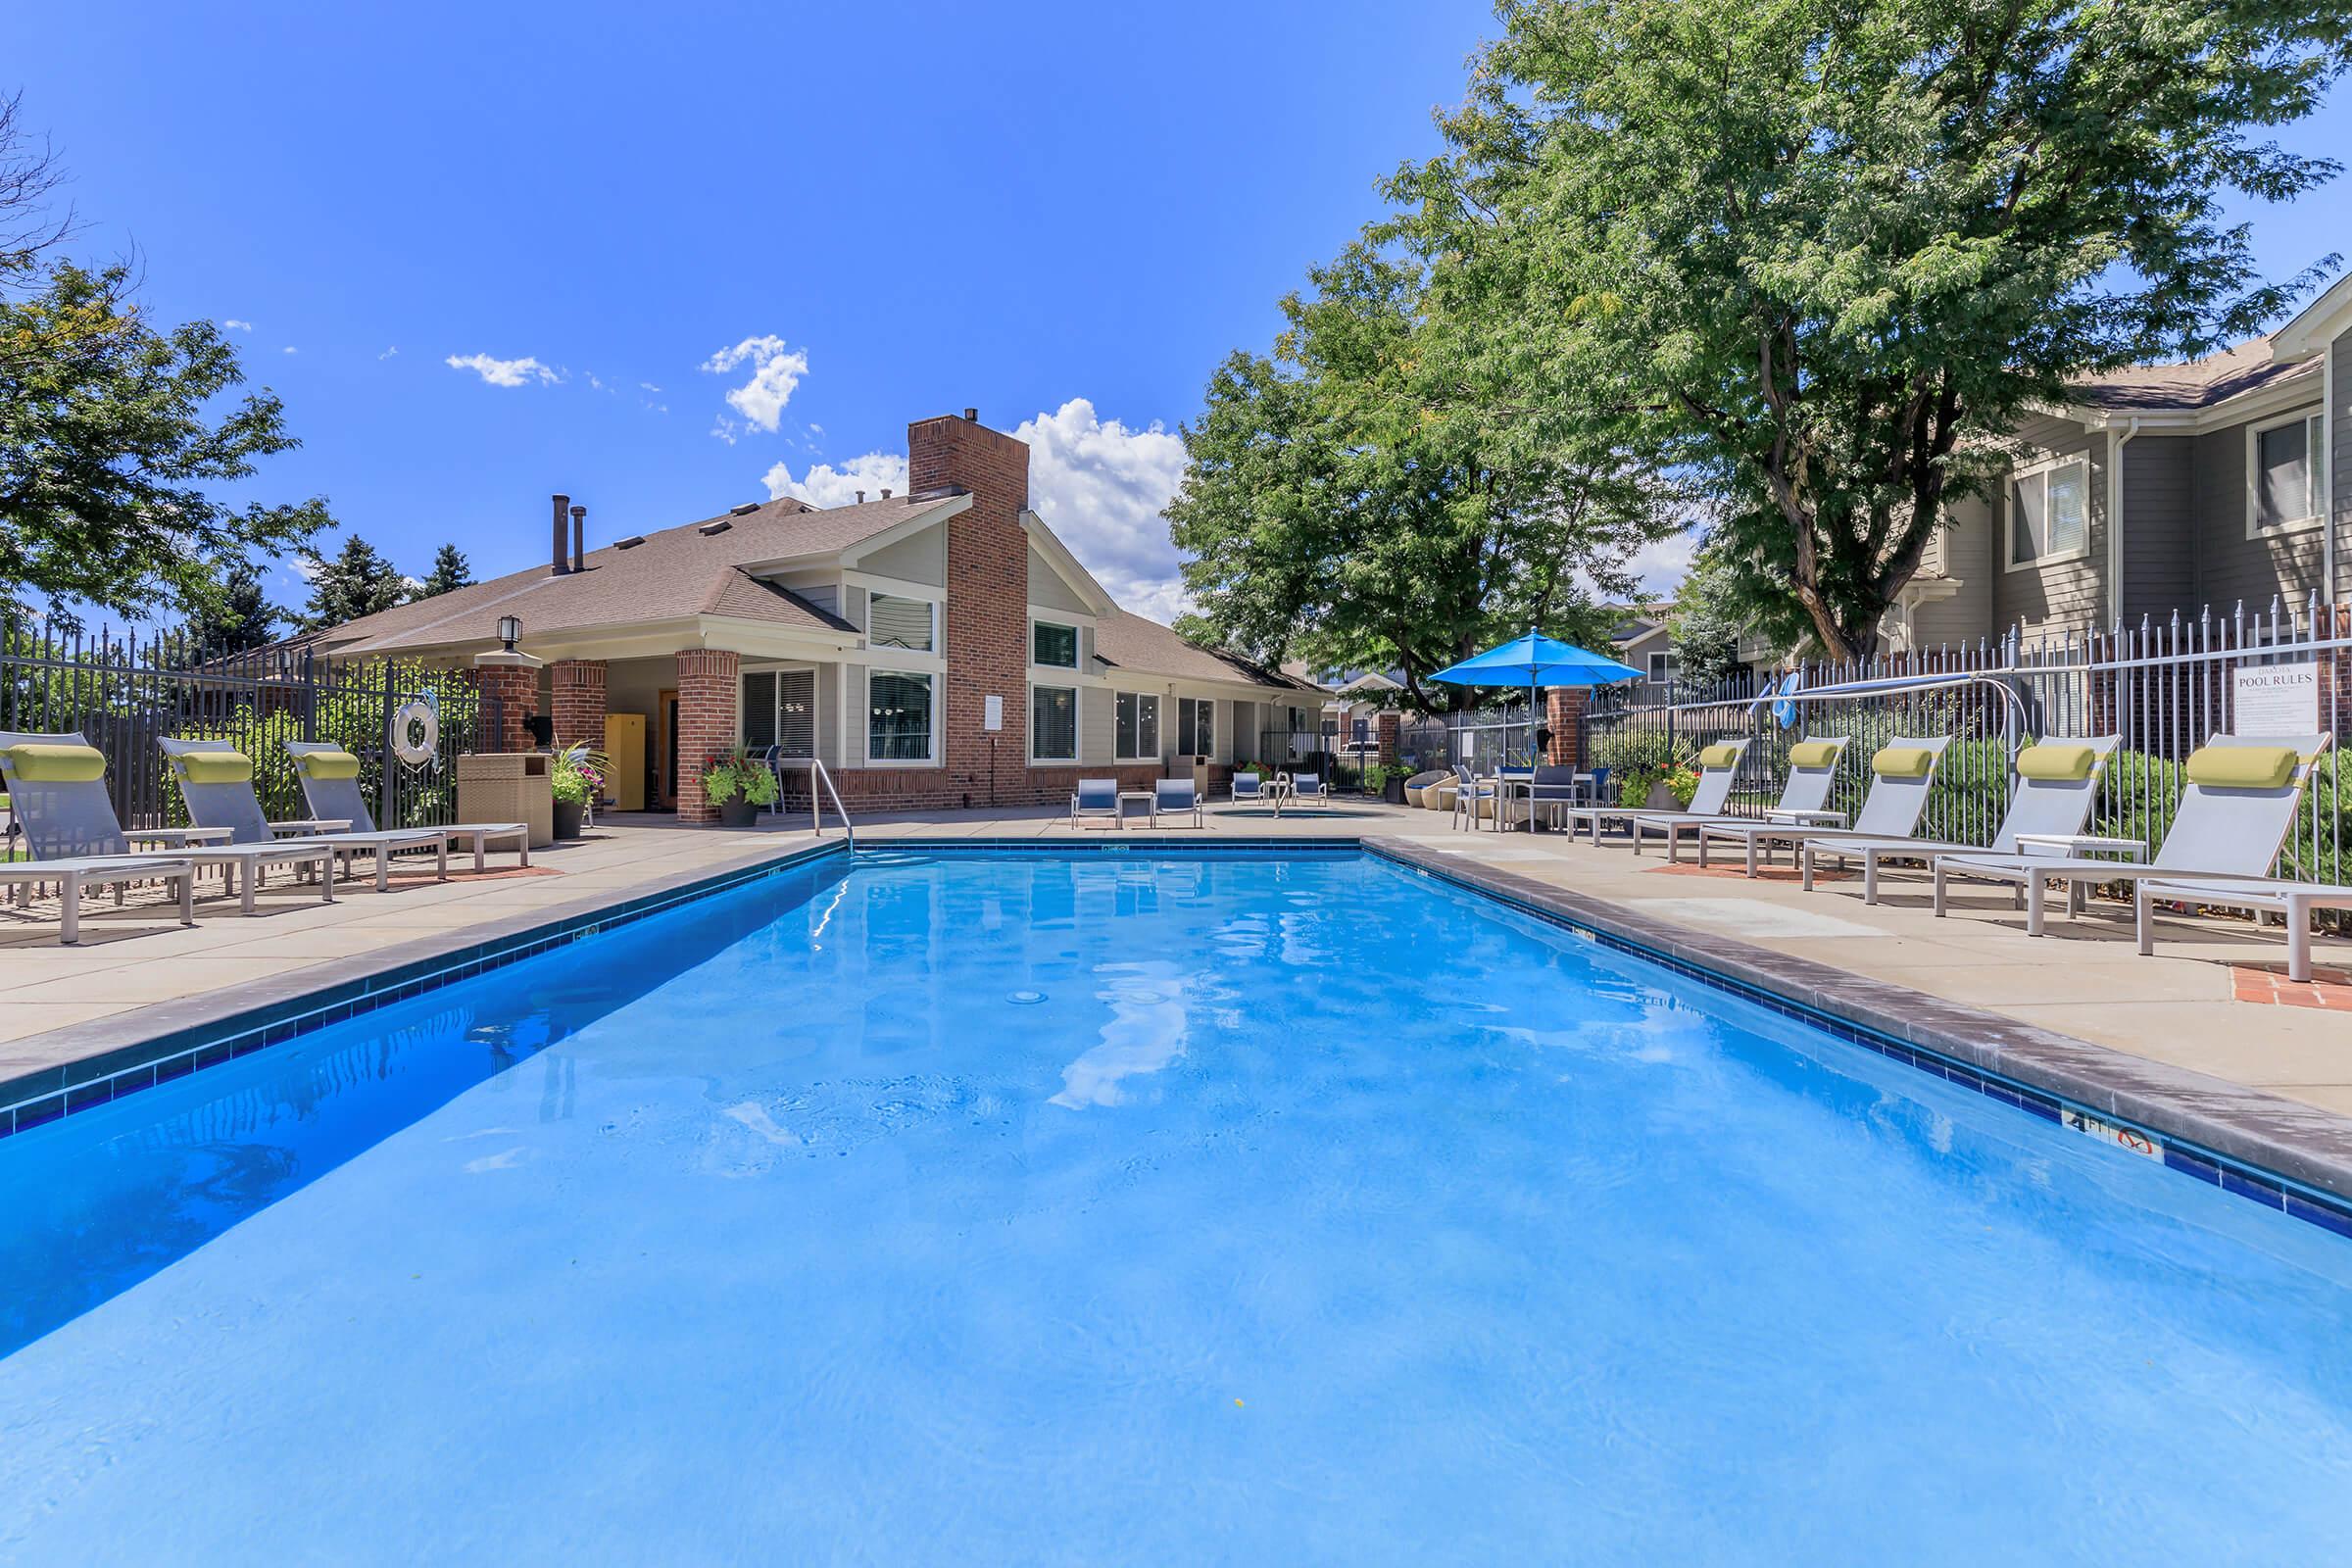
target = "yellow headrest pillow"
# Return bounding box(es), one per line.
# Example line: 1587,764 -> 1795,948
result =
2015,743 -> 2096,782
1872,746 -> 1937,779
2184,745 -> 2297,791
176,751 -> 254,786
1788,740 -> 1842,770
296,749 -> 363,780
1695,743 -> 1742,769
4,743 -> 106,783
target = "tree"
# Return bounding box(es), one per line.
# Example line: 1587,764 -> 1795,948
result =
1385,0 -> 2350,659
417,543 -> 473,598
299,535 -> 410,629
185,558 -> 282,654
1668,553 -> 1751,689
1168,245 -> 1682,711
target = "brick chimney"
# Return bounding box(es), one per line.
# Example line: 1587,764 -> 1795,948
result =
569,504 -> 586,572
551,493 -> 571,575
908,411 -> 1033,803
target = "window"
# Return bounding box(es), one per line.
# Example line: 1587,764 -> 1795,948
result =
742,669 -> 817,758
2006,456 -> 2089,569
1032,685 -> 1078,761
1115,692 -> 1160,760
2250,410 -> 2326,534
868,593 -> 935,652
1032,620 -> 1079,668
868,672 -> 932,761
1646,652 -> 1680,684
1176,697 -> 1214,757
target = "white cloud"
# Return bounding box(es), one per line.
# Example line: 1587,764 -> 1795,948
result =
445,352 -> 560,388
1628,527 -> 1699,598
761,451 -> 909,509
221,318 -> 253,332
281,345 -> 298,355
1012,399 -> 1191,623
639,381 -> 662,393
700,334 -> 807,434
378,345 -> 399,360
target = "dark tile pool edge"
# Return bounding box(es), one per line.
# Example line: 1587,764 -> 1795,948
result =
1364,836 -> 2352,1237
0,837 -> 857,1135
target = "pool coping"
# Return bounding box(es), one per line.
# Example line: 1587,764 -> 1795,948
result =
1364,836 -> 2352,1231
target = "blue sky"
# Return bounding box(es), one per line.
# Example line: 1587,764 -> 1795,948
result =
19,1 -> 2350,625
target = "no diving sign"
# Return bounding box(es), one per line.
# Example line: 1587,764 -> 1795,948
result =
2233,661 -> 2320,736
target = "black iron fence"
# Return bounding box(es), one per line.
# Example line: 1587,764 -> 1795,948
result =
0,617 -> 505,836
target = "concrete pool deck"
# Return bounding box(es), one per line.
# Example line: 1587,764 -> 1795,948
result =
0,800 -> 2345,1163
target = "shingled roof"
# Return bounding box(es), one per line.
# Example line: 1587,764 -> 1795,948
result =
2069,333 -> 2320,413
317,493 -> 956,656
1093,611 -> 1318,694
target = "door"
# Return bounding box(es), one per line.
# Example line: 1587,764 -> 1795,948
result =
657,688 -> 679,809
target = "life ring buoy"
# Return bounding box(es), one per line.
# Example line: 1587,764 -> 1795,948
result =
390,694 -> 439,766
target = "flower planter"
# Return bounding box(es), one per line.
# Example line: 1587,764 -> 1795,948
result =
1643,780 -> 1681,810
715,797 -> 759,829
1382,776 -> 1406,805
551,799 -> 584,841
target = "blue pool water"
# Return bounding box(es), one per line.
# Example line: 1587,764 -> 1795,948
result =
3,848 -> 2350,1563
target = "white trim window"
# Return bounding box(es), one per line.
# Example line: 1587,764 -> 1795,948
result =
742,667 -> 817,759
868,671 -> 934,762
1175,697 -> 1214,758
2006,454 -> 2090,570
868,592 -> 937,653
1115,691 -> 1160,760
1031,685 -> 1078,762
1032,619 -> 1080,670
2248,408 -> 2327,536
1646,651 -> 1680,685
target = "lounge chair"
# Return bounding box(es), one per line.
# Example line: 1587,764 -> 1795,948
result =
1402,768 -> 1449,808
1933,733 -> 2336,951
1694,736 -> 1953,877
1799,736 -> 2123,901
1152,777 -> 1203,828
284,742 -> 520,872
1289,773 -> 1330,809
1228,771 -> 1265,808
2133,870 -> 2352,983
161,737 -> 452,893
1070,777 -> 1120,829
1564,738 -> 1752,845
0,730 -> 342,923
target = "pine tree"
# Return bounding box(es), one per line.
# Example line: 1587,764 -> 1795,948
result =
299,535 -> 410,629
417,543 -> 473,598
186,559 -> 283,653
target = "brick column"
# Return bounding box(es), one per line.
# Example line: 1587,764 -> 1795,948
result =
673,648 -> 741,823
550,659 -> 608,750
1376,710 -> 1400,768
1545,688 -> 1587,768
468,659 -> 541,754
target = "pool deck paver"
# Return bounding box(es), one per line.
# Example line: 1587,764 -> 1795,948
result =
0,799 -> 2346,1172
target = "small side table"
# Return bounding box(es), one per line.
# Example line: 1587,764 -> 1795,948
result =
2014,832 -> 2148,914
1765,808 -> 1849,827
1116,790 -> 1156,828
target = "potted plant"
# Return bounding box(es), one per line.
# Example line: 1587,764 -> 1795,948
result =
701,746 -> 778,828
550,742 -> 607,841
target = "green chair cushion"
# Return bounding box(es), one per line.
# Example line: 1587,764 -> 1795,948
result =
2015,743 -> 2096,782
5,743 -> 106,783
2184,745 -> 2297,791
176,751 -> 254,785
1871,746 -> 1937,779
296,749 -> 363,780
1695,743 -> 1742,769
1788,740 -> 1842,770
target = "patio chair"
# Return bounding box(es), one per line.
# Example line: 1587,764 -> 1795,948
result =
1694,736 -> 1954,877
1289,773 -> 1330,809
1070,777 -> 1120,829
160,737 -> 451,894
1228,770 -> 1265,808
284,742 -> 520,872
1152,776 -> 1203,828
1402,768 -> 1449,808
1932,733 -> 2336,953
1799,736 -> 2122,902
1518,764 -> 1585,832
1450,764 -> 1498,830
0,730 -> 339,925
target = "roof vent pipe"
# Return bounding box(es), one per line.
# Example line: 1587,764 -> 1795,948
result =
570,505 -> 586,573
880,488 -> 892,499
551,494 -> 571,575
856,489 -> 865,504
962,407 -> 977,422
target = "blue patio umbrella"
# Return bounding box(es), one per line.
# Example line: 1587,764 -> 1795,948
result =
1429,629 -> 1643,763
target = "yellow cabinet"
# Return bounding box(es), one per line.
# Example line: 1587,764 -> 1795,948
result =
604,712 -> 648,810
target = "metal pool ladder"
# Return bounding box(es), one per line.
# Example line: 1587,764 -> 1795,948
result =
805,758 -> 854,848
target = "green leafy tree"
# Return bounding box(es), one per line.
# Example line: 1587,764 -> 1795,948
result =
1668,553 -> 1751,689
299,534 -> 410,629
1169,245 -> 1680,711
417,542 -> 473,599
1385,0 -> 2350,659
185,558 -> 283,654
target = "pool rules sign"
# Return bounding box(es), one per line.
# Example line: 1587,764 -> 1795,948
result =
2233,661 -> 2320,736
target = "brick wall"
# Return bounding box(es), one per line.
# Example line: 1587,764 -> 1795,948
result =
469,662 -> 540,754
1545,688 -> 1588,769
550,659 -> 608,752
673,648 -> 741,823
1376,710 -> 1400,767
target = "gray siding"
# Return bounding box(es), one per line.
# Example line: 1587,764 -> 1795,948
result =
1910,492 -> 1993,648
1079,685 -> 1113,765
1028,543 -> 1094,616
2193,410 -> 2326,611
1990,414 -> 2107,638
857,522 -> 946,587
842,665 -> 867,766
2120,435 -> 2197,621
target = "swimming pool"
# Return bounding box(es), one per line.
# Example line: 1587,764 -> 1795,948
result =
3,846 -> 2349,1562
